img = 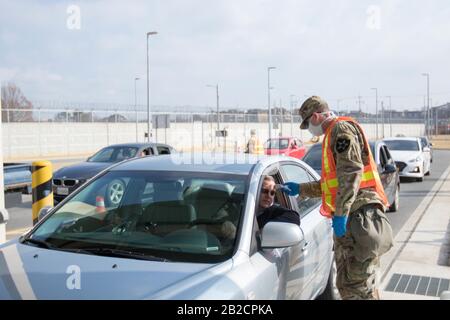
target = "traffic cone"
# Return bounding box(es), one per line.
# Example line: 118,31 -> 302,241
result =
95,196 -> 106,214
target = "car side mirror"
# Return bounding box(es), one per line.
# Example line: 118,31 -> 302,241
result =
38,206 -> 53,222
423,147 -> 430,152
261,222 -> 303,248
384,164 -> 397,174
430,143 -> 433,147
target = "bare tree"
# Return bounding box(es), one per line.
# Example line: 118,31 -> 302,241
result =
1,83 -> 34,122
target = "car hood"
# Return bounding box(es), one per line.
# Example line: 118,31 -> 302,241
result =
0,240 -> 231,300
53,162 -> 113,180
389,150 -> 422,163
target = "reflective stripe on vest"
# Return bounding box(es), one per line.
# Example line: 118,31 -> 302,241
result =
320,117 -> 388,218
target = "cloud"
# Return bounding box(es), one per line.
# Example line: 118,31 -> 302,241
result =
0,0 -> 449,110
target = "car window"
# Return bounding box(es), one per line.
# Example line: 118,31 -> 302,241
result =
157,146 -> 171,155
302,145 -> 322,171
383,146 -> 394,165
266,139 -> 290,149
88,147 -> 138,162
379,146 -> 388,168
29,171 -> 247,263
384,140 -> 420,151
281,164 -> 321,217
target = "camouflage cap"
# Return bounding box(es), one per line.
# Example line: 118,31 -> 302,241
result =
299,96 -> 330,129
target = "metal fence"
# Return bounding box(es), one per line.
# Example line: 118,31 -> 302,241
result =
0,107 -> 433,160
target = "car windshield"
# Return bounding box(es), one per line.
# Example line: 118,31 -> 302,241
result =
302,145 -> 322,170
384,140 -> 419,151
265,139 -> 290,149
28,170 -> 247,263
88,147 -> 139,163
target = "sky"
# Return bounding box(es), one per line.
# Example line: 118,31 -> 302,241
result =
1,0 -> 450,112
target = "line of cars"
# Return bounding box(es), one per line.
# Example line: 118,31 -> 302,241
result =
0,135 -> 433,300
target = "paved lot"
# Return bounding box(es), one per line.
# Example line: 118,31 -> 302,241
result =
4,150 -> 450,241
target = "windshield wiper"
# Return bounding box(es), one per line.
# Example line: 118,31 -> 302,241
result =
21,237 -> 54,249
77,247 -> 170,262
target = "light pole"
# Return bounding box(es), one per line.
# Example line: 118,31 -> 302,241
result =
206,84 -> 220,132
371,88 -> 378,139
387,96 -> 392,137
146,31 -> 158,142
422,73 -> 430,137
206,84 -> 220,147
268,67 -> 276,140
134,77 -> 140,142
290,94 -> 297,137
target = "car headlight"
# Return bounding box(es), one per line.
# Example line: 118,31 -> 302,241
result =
409,156 -> 422,163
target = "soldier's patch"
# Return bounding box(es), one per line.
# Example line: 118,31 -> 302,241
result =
336,138 -> 350,153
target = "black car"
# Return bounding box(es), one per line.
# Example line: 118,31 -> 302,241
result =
52,143 -> 175,205
302,140 -> 400,212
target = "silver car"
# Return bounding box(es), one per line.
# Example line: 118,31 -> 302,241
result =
0,153 -> 338,300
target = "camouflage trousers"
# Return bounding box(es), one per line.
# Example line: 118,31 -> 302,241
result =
334,206 -> 388,300
335,235 -> 380,300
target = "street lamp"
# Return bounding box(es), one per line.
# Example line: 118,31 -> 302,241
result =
289,94 -> 298,136
268,67 -> 276,140
422,73 -> 430,137
371,88 -> 378,139
206,84 -> 220,132
146,31 -> 158,142
134,77 -> 140,142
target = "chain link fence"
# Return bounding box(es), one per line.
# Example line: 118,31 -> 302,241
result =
1,107 -> 432,161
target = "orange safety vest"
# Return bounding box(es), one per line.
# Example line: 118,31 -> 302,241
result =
320,117 -> 388,218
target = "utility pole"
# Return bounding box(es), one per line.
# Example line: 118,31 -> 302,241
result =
290,94 -> 297,136
387,96 -> 392,137
267,67 -> 276,140
381,100 -> 385,138
422,73 -> 430,137
146,31 -> 158,142
371,88 -> 378,139
134,77 -> 140,142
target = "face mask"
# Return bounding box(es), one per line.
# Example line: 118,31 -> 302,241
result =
307,111 -> 336,136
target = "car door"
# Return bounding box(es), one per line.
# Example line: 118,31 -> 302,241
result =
420,139 -> 431,173
382,145 -> 398,203
280,162 -> 333,299
246,166 -> 296,299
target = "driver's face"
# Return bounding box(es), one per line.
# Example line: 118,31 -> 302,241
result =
259,180 -> 276,209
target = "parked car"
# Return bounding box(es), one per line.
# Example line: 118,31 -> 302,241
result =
52,143 -> 175,205
264,137 -> 306,159
301,140 -> 400,212
3,163 -> 32,194
419,136 -> 433,163
383,137 -> 431,182
0,153 -> 338,300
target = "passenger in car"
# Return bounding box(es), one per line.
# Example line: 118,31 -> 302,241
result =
256,176 -> 300,229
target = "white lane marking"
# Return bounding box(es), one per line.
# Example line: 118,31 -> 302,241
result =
1,244 -> 37,300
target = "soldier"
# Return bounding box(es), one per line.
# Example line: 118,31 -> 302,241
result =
281,96 -> 393,300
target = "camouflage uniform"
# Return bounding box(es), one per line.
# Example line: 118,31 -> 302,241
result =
299,96 -> 391,300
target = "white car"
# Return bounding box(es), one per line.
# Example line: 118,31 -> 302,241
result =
383,137 -> 431,182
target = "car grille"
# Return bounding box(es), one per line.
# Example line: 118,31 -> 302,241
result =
53,179 -> 78,187
395,161 -> 407,172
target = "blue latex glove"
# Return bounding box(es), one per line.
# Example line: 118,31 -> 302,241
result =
280,182 -> 300,196
332,215 -> 348,237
